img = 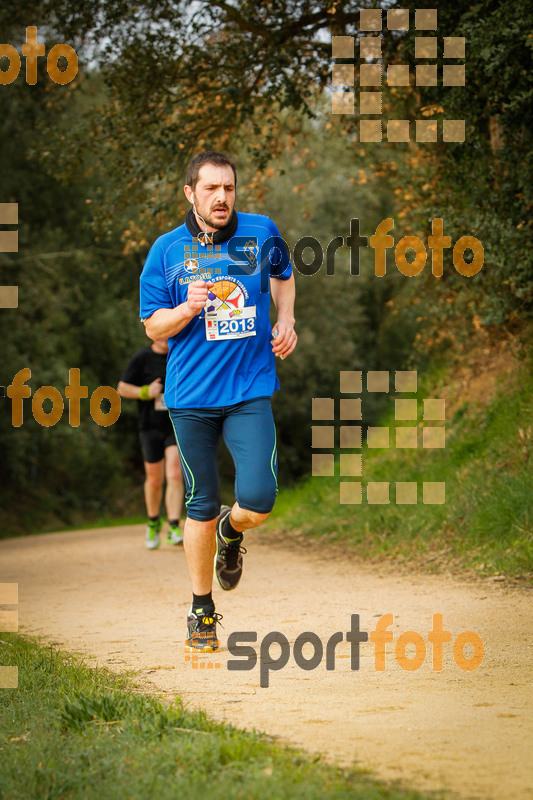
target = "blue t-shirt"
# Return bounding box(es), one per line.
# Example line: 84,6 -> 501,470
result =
140,211 -> 292,409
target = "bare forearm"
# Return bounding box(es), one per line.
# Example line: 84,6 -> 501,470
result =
271,273 -> 296,325
116,381 -> 143,399
117,377 -> 162,400
270,273 -> 297,359
143,305 -> 196,340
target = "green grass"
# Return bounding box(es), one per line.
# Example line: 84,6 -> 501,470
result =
268,354 -> 532,580
0,635 -> 437,800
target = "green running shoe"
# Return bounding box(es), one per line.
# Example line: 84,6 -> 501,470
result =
167,522 -> 183,545
145,518 -> 162,550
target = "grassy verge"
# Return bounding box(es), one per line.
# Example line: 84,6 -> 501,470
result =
0,634 -> 435,800
268,347 -> 532,580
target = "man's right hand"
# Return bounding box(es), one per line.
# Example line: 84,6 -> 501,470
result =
185,280 -> 215,316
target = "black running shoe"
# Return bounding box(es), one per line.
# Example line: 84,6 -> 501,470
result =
185,606 -> 223,652
214,505 -> 247,591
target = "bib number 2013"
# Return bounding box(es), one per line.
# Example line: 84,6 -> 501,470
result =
219,317 -> 255,335
205,305 -> 257,341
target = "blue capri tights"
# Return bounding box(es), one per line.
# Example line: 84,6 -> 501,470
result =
169,397 -> 278,522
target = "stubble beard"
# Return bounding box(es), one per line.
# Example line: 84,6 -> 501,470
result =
194,195 -> 232,230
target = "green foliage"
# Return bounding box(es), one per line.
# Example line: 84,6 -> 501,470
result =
0,33 -> 149,536
1,0 -> 531,538
381,0 -> 533,329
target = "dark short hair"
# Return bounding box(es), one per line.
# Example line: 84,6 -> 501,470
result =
185,151 -> 237,190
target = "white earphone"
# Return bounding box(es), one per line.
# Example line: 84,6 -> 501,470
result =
193,202 -> 210,246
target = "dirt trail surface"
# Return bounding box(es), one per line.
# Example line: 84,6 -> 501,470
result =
1,525 -> 532,799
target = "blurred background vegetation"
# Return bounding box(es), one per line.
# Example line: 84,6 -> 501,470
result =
0,0 -> 531,548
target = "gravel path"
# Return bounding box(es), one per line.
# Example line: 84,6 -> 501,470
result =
1,524 -> 532,799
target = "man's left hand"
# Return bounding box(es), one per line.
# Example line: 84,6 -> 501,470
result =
271,320 -> 297,360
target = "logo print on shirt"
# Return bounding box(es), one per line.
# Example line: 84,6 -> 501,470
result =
206,280 -> 245,316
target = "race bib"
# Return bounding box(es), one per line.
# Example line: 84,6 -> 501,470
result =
205,305 -> 257,341
154,394 -> 167,411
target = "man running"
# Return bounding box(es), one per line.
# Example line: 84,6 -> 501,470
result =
140,151 -> 297,652
117,338 -> 184,549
